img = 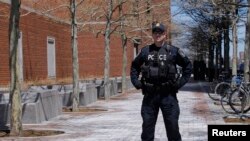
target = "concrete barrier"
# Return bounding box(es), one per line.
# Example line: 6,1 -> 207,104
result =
0,90 -> 62,125
60,83 -> 97,107
110,78 -> 118,97
126,77 -> 134,90
116,77 -> 122,93
95,79 -> 112,99
79,83 -> 97,106
95,79 -> 104,99
0,92 -> 9,104
94,77 -> 133,99
0,77 -> 133,125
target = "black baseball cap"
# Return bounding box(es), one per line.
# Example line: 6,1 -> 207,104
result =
152,23 -> 165,33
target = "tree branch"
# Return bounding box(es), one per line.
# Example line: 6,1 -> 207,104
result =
41,4 -> 70,14
76,0 -> 85,7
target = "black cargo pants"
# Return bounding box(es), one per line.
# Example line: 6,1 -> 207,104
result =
141,91 -> 181,141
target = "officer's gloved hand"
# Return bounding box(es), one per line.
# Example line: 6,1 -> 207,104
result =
175,80 -> 181,89
172,80 -> 180,92
134,80 -> 142,89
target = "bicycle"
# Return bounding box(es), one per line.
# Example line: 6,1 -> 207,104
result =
229,80 -> 250,114
220,75 -> 242,114
207,72 -> 231,101
212,81 -> 231,101
220,73 -> 250,114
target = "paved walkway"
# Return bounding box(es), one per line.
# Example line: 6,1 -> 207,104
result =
0,80 -> 246,141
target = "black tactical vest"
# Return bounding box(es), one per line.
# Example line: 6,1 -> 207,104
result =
141,44 -> 177,85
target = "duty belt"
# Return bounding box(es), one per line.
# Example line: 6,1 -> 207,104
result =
143,82 -> 173,93
144,81 -> 171,87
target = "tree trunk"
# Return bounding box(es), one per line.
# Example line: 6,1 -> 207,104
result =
121,35 -> 127,93
70,0 -> 79,111
223,15 -> 230,74
208,37 -> 214,82
9,0 -> 22,136
104,0 -> 113,100
119,0 -> 127,93
232,20 -> 238,76
215,40 -> 218,79
232,2 -> 238,76
244,0 -> 250,82
217,29 -> 222,72
215,26 -> 222,79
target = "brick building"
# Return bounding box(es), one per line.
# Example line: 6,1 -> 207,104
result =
0,0 -> 171,86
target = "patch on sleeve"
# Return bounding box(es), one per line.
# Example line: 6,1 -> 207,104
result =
178,49 -> 186,58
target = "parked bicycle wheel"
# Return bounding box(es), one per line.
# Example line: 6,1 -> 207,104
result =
215,82 -> 231,96
220,89 -> 236,114
209,82 -> 231,101
229,89 -> 250,114
207,81 -> 219,100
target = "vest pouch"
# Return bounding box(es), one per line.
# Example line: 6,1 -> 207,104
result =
141,64 -> 150,79
167,64 -> 177,81
149,66 -> 159,81
159,61 -> 167,78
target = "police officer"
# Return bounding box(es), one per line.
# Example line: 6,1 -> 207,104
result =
130,22 -> 192,141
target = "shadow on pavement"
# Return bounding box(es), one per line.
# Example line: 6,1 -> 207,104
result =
179,79 -> 208,93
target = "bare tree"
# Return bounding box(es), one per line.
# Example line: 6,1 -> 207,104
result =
20,0 -> 170,101
8,0 -> 22,136
53,0 -> 85,111
70,0 -> 80,111
118,0 -> 128,93
103,0 -> 113,100
21,0 -> 86,111
100,0 -> 168,97
211,0 -> 248,77
244,0 -> 250,82
177,0 -> 248,80
231,0 -> 239,76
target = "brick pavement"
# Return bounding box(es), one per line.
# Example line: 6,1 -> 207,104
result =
0,80 -> 245,141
